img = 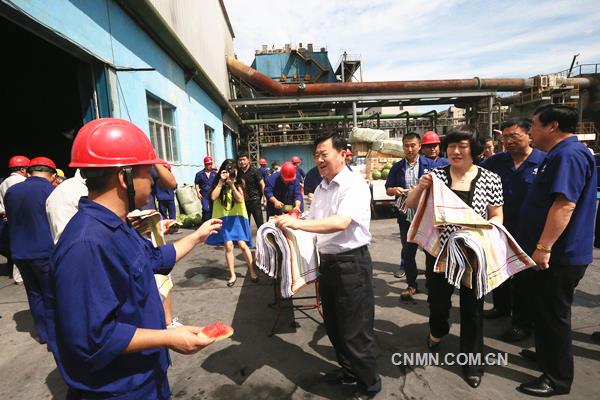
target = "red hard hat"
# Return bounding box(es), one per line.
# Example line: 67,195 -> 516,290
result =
291,156 -> 301,163
203,156 -> 213,165
8,155 -> 30,168
70,118 -> 164,168
29,156 -> 57,170
346,149 -> 353,157
280,161 -> 297,183
259,158 -> 267,165
422,131 -> 441,145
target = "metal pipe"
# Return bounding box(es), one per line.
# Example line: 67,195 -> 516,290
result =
241,113 -> 428,125
227,57 -> 591,98
488,96 -> 493,137
352,102 -> 357,126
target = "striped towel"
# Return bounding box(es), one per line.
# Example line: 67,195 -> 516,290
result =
256,222 -> 319,298
408,174 -> 535,298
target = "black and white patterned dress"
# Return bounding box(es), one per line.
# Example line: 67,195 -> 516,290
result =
430,165 -> 504,246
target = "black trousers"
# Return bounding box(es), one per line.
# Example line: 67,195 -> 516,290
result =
511,268 -> 534,329
398,219 -> 419,288
491,279 -> 511,314
245,199 -> 264,229
319,246 -> 381,393
532,264 -> 587,393
425,253 -> 484,375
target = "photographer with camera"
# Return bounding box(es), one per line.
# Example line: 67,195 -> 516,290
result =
205,159 -> 257,286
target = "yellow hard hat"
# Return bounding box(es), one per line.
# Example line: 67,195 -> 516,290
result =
56,168 -> 65,177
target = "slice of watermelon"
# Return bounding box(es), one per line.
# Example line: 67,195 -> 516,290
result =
198,322 -> 234,342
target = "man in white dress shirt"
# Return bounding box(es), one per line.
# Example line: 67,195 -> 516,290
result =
276,133 -> 380,400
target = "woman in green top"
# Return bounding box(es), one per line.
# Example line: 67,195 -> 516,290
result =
206,159 -> 257,286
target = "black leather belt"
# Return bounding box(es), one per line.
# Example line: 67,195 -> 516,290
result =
319,245 -> 368,263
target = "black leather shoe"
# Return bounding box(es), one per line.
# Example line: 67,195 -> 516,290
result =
518,375 -> 566,397
501,326 -> 532,343
519,349 -> 537,362
322,370 -> 357,386
426,335 -> 441,351
483,308 -> 510,319
465,375 -> 481,388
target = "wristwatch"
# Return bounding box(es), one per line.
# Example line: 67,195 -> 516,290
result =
535,243 -> 552,253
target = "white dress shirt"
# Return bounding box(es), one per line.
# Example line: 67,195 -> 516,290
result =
46,170 -> 88,243
0,173 -> 27,214
308,166 -> 372,254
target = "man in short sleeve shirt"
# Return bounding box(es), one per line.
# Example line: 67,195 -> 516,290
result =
276,133 -> 380,400
237,152 -> 266,229
480,118 -> 545,342
516,105 -> 596,397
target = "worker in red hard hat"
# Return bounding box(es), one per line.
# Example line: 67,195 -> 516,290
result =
47,118 -> 222,399
264,161 -> 303,219
345,149 -> 354,171
195,156 -> 217,223
421,131 -> 448,167
0,155 -> 31,285
258,158 -> 270,180
3,156 -> 57,344
291,155 -> 306,180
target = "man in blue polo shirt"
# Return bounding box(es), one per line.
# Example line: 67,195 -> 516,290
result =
480,118 -> 545,343
194,156 -> 217,223
4,156 -> 57,344
385,132 -> 434,299
516,105 -> 596,397
47,118 -> 222,399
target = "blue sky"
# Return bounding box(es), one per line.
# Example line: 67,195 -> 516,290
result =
224,0 -> 600,81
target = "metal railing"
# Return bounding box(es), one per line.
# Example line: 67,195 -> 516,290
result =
556,63 -> 600,77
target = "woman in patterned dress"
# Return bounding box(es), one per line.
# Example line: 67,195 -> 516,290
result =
406,127 -> 504,388
207,159 -> 257,286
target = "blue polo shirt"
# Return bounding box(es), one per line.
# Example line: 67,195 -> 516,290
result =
47,198 -> 176,398
264,172 -> 303,215
517,136 -> 597,266
4,176 -> 54,260
481,148 -> 546,234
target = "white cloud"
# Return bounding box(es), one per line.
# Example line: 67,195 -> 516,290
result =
224,0 -> 600,81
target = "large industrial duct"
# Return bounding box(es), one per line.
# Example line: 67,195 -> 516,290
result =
226,56 -> 590,97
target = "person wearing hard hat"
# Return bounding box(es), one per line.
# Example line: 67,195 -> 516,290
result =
0,155 -> 30,285
291,156 -> 306,179
421,131 -> 448,167
258,158 -> 270,179
195,156 -> 217,223
52,168 -> 66,186
46,118 -> 222,399
264,161 -> 303,219
4,156 -> 57,344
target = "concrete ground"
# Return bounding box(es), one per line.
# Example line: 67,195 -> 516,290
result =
1,215 -> 599,399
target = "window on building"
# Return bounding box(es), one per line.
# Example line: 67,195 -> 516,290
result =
147,94 -> 179,162
205,125 -> 215,158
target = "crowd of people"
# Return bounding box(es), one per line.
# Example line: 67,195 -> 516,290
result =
0,103 -> 598,399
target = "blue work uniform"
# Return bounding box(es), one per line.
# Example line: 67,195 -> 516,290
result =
480,148 -> 545,323
264,172 -> 303,218
259,166 -> 270,180
194,169 -> 216,222
4,176 -> 55,343
429,157 -> 449,168
153,169 -> 177,220
481,149 -> 546,233
303,166 -> 322,195
47,198 -> 176,399
296,166 -> 306,180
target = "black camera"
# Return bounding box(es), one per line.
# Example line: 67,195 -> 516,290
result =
227,165 -> 237,179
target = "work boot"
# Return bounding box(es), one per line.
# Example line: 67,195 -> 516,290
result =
400,286 -> 417,300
